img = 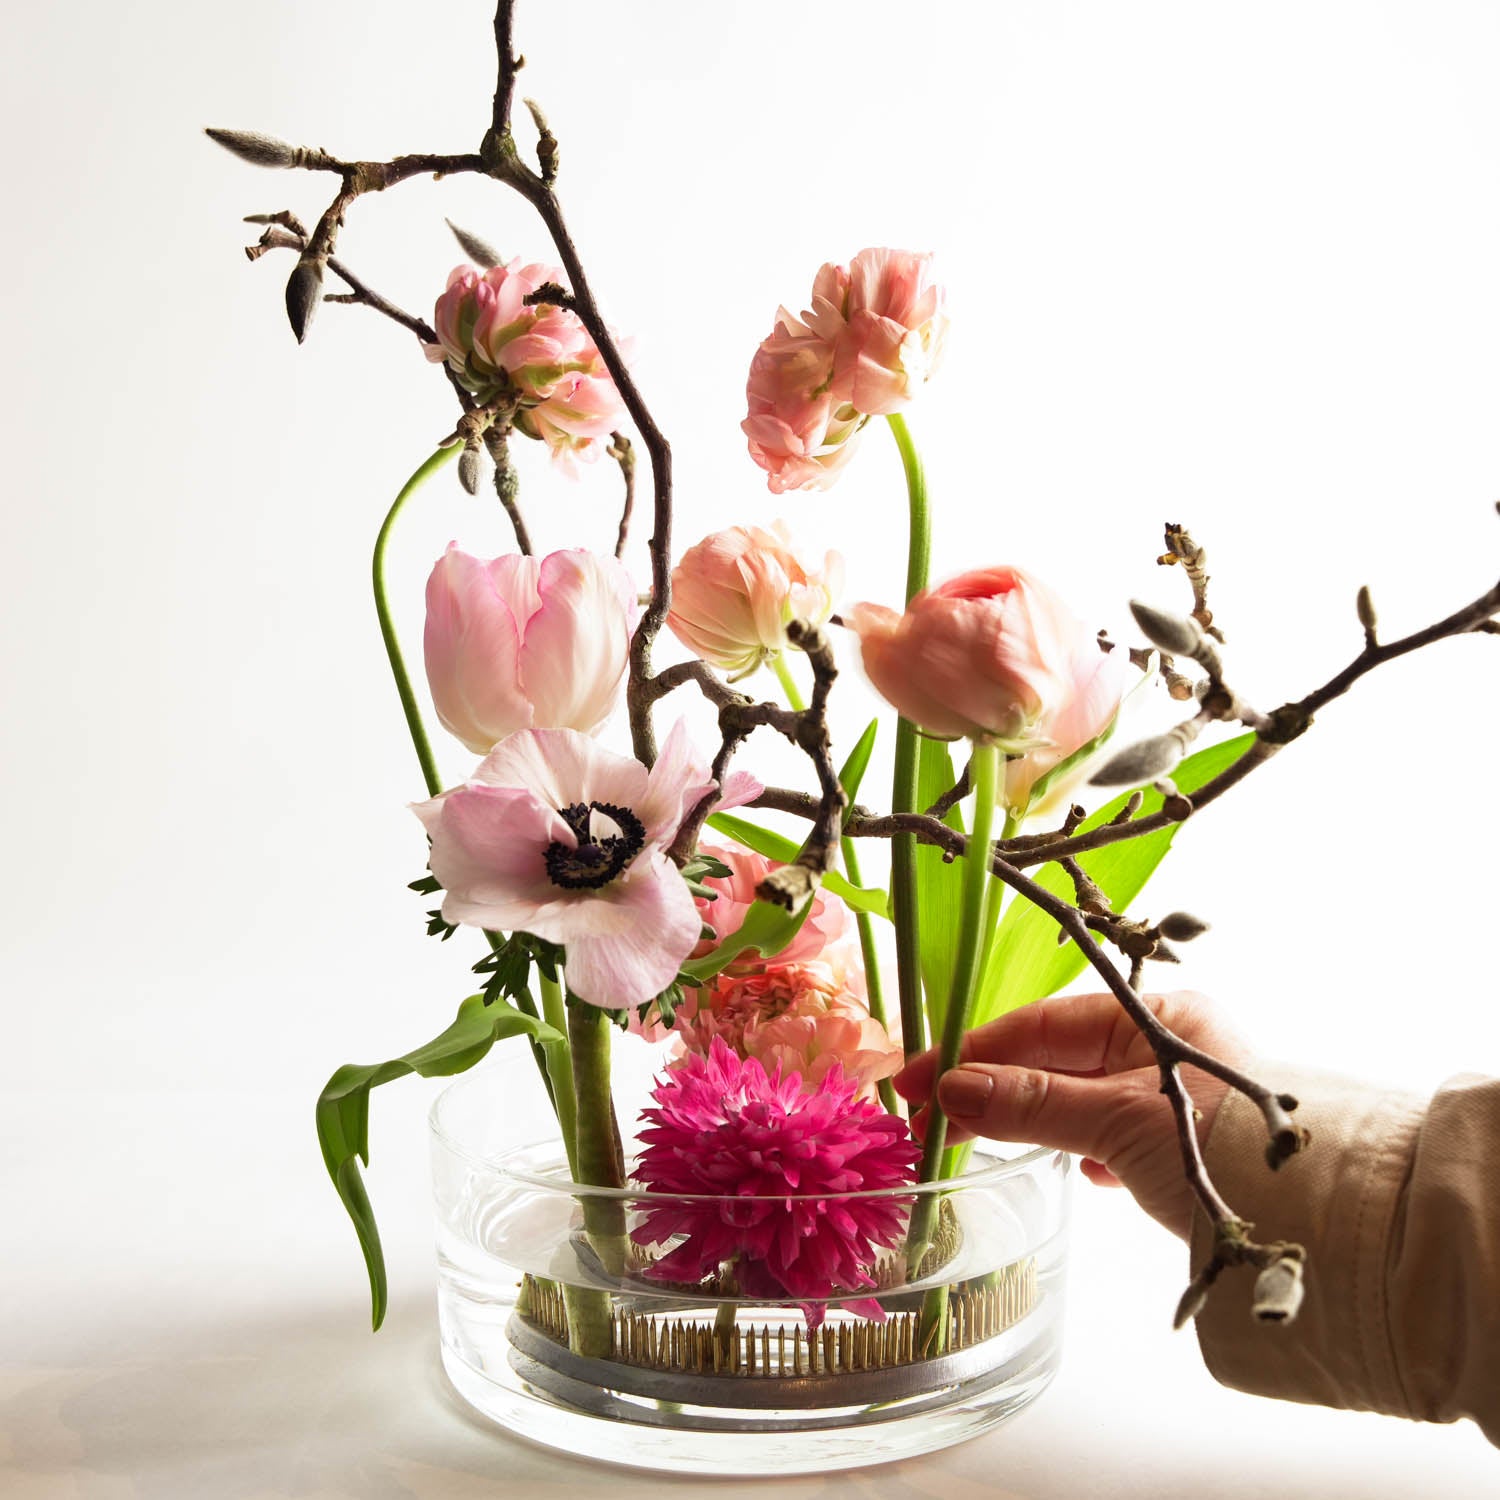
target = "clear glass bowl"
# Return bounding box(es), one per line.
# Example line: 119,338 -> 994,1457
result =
430,1057 -> 1071,1476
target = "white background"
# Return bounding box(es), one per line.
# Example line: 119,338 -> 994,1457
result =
2,0 -> 1497,1494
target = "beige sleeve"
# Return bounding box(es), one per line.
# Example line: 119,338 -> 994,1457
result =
1189,1065 -> 1500,1445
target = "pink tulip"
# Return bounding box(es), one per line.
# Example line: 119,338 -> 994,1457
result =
413,722 -> 761,1010
691,841 -> 847,966
847,567 -> 1127,763
673,961 -> 903,1100
742,249 -> 948,491
425,261 -> 625,468
424,545 -> 635,754
667,522 -> 843,676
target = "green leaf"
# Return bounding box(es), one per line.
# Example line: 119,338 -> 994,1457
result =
678,898 -> 812,983
914,737 -> 968,1035
974,732 -> 1257,1024
837,719 -> 880,819
316,994 -> 563,1331
705,812 -> 890,919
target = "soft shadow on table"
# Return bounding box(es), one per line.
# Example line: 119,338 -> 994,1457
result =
1,1297 -> 1488,1500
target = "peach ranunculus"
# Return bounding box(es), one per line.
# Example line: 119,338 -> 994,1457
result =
424,545 -> 635,754
673,961 -> 902,1100
667,522 -> 843,677
413,722 -> 761,1010
424,261 -> 625,467
691,842 -> 847,969
742,249 -> 948,492
846,567 -> 1130,789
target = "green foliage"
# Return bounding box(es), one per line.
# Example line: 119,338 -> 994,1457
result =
678,897 -> 812,984
706,812 -> 890,919
317,993 -> 562,1330
913,738 -> 968,1035
837,719 -> 880,817
975,732 -> 1257,1024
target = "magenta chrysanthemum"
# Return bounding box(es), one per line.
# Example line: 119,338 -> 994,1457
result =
631,1039 -> 921,1322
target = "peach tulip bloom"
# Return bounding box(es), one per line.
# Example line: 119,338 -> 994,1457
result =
667,522 -> 842,677
424,545 -> 635,754
847,567 -> 1127,767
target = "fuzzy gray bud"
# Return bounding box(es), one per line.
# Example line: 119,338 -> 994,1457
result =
1090,733 -> 1185,787
1158,911 -> 1210,942
205,127 -> 298,169
284,256 -> 324,344
458,444 -> 483,496
1130,599 -> 1204,657
1173,1281 -> 1209,1330
1252,1256 -> 1305,1323
447,219 -> 501,269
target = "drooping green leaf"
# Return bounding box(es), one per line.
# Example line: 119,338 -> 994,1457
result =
837,719 -> 880,819
974,732 -> 1256,1024
914,737 -> 969,1035
678,898 -> 812,984
316,993 -> 563,1331
706,812 -> 890,919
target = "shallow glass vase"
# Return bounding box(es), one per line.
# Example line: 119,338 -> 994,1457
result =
430,1059 -> 1071,1477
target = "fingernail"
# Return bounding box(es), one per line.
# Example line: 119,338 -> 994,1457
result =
938,1066 -> 994,1119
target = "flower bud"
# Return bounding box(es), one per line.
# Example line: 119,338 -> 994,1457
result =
205,127 -> 299,168
424,545 -> 636,753
1090,731 -> 1186,787
667,523 -> 842,677
1252,1255 -> 1305,1323
446,219 -> 502,269
1129,600 -> 1204,657
285,255 -> 324,344
1158,911 -> 1210,942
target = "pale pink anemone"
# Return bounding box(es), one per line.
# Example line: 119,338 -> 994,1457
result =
691,842 -> 847,968
425,260 -> 625,467
631,1039 -> 921,1324
413,723 -> 759,1010
673,961 -> 903,1101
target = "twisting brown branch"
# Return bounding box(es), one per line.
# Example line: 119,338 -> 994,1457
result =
608,433 -> 635,558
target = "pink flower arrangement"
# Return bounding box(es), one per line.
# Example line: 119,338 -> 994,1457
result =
743,249 -> 948,492
847,566 -> 1128,766
424,545 -> 635,753
632,1039 -> 921,1321
425,260 -> 625,466
691,841 -> 846,968
413,723 -> 758,1009
668,524 -> 843,677
673,960 -> 903,1099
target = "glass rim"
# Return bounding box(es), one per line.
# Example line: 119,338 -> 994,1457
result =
429,1070 -> 1068,1205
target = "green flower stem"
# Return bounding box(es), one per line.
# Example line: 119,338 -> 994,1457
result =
373,444 -> 459,799
886,412 -> 931,1062
770,650 -> 806,712
565,999 -> 628,1357
907,740 -> 1000,1350
538,970 -> 578,1177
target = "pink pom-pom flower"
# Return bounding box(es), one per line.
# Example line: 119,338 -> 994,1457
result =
631,1039 -> 920,1323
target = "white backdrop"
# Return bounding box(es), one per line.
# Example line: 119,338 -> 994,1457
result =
2,2 -> 1498,1495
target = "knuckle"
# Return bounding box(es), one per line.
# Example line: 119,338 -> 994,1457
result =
1002,1067 -> 1053,1130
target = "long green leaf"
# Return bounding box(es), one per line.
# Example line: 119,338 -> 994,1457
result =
706,812 -> 890,919
837,719 -> 880,821
975,732 -> 1256,1023
914,738 -> 968,1035
316,994 -> 562,1330
679,898 -> 812,983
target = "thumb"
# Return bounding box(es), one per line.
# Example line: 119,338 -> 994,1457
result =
937,1063 -> 1145,1162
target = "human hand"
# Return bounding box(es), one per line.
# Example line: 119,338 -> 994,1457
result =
894,990 -> 1251,1241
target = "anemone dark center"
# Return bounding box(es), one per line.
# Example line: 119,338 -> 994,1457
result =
544,801 -> 646,890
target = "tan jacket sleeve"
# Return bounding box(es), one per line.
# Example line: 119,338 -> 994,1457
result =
1189,1065 -> 1500,1445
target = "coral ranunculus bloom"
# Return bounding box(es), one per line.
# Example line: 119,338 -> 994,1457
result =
424,545 -> 635,754
632,1039 -> 921,1323
690,842 -> 846,968
667,523 -> 842,677
412,723 -> 759,1010
846,567 -> 1128,760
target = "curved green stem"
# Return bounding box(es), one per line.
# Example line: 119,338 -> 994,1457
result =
539,970 -> 578,1176
373,444 -> 459,798
886,413 -> 931,1061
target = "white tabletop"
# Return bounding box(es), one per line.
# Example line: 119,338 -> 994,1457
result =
4,1085 -> 1493,1499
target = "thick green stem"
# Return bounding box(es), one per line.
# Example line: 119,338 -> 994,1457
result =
539,971 -> 578,1176
886,413 -> 931,1061
907,741 -> 1000,1349
770,651 -> 806,712
841,837 -> 900,1115
372,444 -> 458,798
